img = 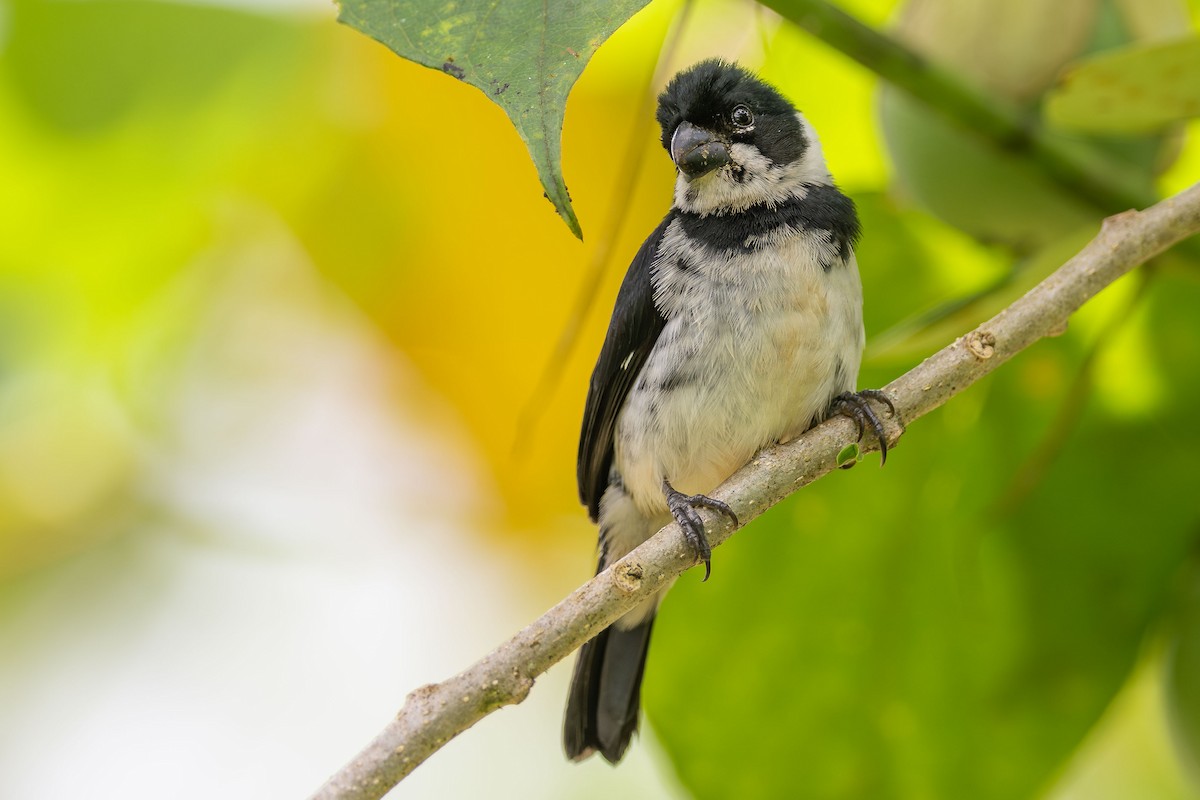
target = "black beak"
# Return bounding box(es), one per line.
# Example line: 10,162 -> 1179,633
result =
670,121 -> 731,180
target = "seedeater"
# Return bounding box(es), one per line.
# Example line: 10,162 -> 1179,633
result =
564,59 -> 892,764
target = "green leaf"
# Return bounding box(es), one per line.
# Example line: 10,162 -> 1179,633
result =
335,0 -> 651,238
644,274 -> 1200,800
836,442 -> 861,467
1045,37 -> 1200,133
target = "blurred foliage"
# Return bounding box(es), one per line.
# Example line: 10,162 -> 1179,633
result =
0,0 -> 339,575
2,0 -> 1199,798
879,0 -> 1188,253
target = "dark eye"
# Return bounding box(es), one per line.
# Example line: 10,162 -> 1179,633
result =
731,105 -> 754,128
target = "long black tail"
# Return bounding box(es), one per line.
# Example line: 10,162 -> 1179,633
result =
563,616 -> 656,763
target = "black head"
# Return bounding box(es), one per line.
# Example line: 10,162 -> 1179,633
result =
656,60 -> 807,180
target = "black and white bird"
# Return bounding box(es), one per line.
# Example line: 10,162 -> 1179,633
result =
563,59 -> 892,764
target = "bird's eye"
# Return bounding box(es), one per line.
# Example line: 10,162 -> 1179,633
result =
731,105 -> 754,128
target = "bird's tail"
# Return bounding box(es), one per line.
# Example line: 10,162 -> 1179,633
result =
563,615 -> 656,764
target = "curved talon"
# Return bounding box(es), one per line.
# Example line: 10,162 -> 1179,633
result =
661,479 -> 738,582
843,403 -> 866,440
856,388 -> 896,418
831,390 -> 895,466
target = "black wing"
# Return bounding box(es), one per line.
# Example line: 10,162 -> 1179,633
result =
577,212 -> 674,520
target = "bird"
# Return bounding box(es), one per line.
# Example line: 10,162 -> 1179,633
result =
563,59 -> 893,765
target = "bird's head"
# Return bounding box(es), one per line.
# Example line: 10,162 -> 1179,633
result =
656,60 -> 832,215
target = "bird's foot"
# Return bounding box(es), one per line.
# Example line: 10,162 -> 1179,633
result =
831,389 -> 899,466
661,479 -> 739,582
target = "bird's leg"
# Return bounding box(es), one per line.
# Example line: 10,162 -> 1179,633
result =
830,389 -> 899,465
661,479 -> 739,582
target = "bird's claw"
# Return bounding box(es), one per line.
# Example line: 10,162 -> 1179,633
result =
662,479 -> 739,581
831,389 -> 898,466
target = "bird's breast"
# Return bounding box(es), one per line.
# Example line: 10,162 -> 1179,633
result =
614,220 -> 864,515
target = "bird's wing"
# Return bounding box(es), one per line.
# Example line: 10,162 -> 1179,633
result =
577,212 -> 674,520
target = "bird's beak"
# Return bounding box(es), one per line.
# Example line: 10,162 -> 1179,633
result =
670,122 -> 731,180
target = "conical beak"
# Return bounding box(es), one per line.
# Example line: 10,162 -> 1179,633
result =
670,121 -> 731,180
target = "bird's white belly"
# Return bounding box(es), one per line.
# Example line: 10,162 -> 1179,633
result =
613,234 -> 863,517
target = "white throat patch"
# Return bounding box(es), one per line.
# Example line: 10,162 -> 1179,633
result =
673,113 -> 833,216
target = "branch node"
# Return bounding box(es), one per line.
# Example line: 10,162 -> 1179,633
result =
1102,209 -> 1139,232
402,683 -> 440,717
614,562 -> 645,594
965,330 -> 997,360
507,672 -> 533,704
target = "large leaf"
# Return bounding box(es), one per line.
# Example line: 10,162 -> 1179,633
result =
643,266 -> 1200,798
335,0 -> 652,238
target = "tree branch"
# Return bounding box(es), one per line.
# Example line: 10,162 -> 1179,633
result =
310,182 -> 1200,800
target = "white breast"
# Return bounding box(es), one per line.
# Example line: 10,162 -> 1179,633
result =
613,218 -> 864,517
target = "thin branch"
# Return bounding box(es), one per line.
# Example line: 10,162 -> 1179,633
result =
310,182 -> 1200,800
